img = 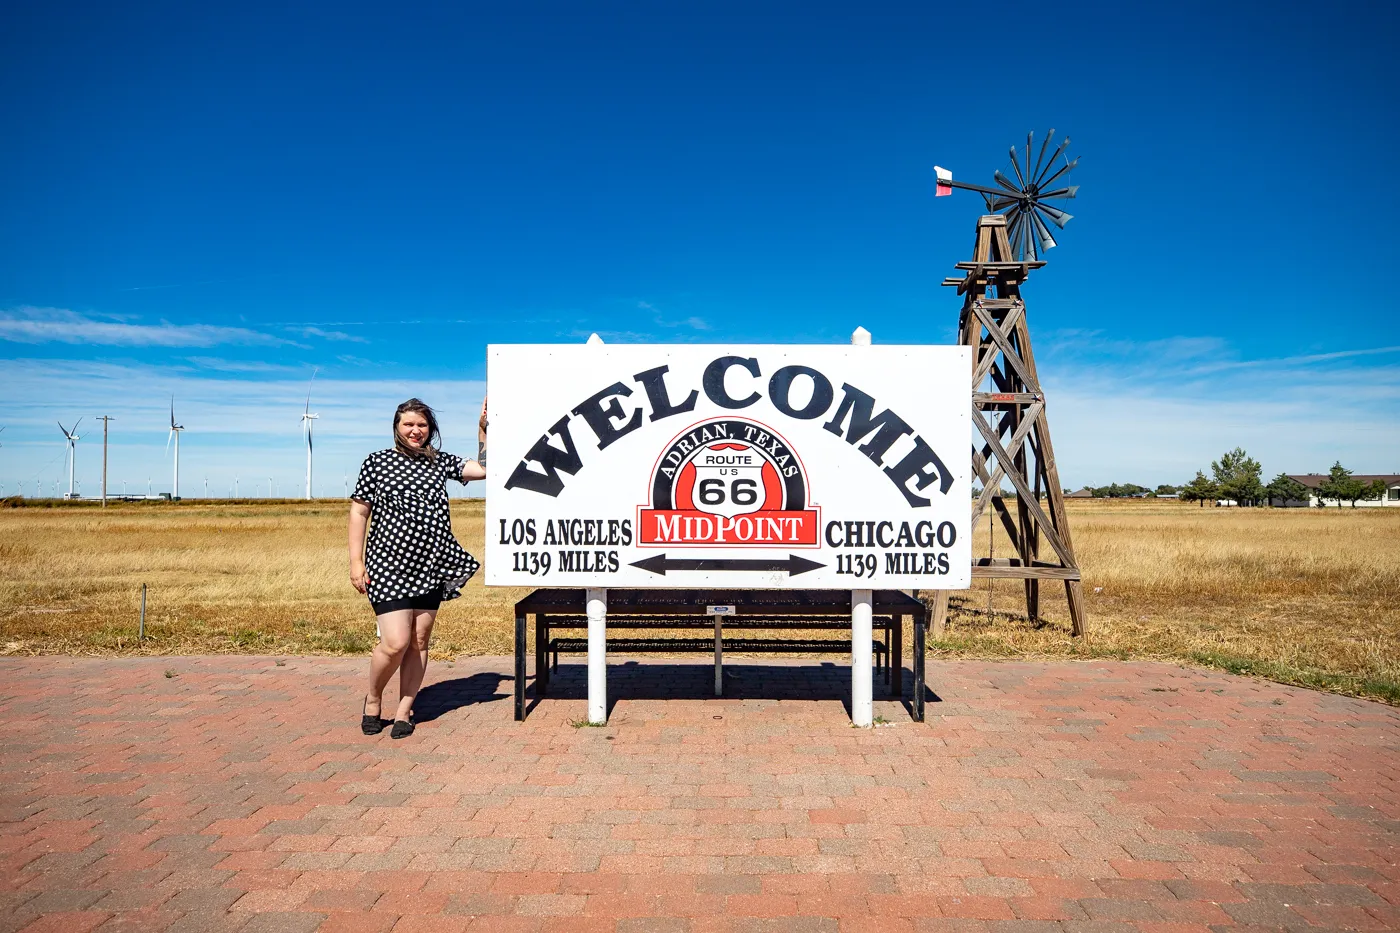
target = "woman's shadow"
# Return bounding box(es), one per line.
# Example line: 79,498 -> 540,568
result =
412,672 -> 510,722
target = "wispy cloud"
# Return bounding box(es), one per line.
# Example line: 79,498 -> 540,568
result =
639,300 -> 711,332
0,307 -> 289,348
291,326 -> 368,343
185,357 -> 306,374
1033,333 -> 1400,484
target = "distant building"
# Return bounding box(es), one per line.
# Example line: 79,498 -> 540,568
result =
1066,487 -> 1095,499
1282,474 -> 1400,508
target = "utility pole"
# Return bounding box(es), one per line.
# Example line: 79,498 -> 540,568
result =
97,415 -> 115,507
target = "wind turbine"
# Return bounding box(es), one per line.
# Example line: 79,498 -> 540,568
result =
301,369 -> 319,501
57,419 -> 82,498
166,397 -> 185,500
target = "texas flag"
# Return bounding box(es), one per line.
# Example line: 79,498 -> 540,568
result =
934,165 -> 953,196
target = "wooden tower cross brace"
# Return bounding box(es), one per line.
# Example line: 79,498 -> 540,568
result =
931,214 -> 1086,637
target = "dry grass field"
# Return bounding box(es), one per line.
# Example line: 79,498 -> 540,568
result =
1,497 -> 1397,704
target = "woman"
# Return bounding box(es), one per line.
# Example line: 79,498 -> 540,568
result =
349,397 -> 487,738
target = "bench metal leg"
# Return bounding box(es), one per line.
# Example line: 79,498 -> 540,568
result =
714,618 -> 723,696
514,610 -> 527,722
535,614 -> 548,698
883,625 -> 891,686
892,614 -> 903,698
914,609 -> 926,723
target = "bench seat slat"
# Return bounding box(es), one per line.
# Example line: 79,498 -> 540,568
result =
548,637 -> 887,654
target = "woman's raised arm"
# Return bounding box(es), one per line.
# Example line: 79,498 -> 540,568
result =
461,396 -> 487,482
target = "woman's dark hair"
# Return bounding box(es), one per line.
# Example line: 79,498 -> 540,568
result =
393,398 -> 441,459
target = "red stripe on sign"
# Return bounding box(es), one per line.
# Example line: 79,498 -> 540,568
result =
760,461 -> 783,510
675,462 -> 696,510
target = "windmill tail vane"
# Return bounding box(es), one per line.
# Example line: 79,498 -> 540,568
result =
933,129 -> 1080,262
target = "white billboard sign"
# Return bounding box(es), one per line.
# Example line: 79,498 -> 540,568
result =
486,344 -> 971,589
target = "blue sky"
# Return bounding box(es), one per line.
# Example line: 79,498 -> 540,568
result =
2,1 -> 1397,497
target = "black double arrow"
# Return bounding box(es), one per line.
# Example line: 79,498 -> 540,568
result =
629,554 -> 826,576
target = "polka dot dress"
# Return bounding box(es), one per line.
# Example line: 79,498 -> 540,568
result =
351,449 -> 480,605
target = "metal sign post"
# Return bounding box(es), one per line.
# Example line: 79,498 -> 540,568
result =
586,588 -> 607,725
849,327 -> 873,726
708,605 -> 733,696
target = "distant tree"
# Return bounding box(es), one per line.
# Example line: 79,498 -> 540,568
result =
1211,447 -> 1264,506
1154,484 -> 1179,495
1091,482 -> 1150,498
1362,479 -> 1389,505
1317,461 -> 1366,507
1264,473 -> 1311,507
1179,471 -> 1220,507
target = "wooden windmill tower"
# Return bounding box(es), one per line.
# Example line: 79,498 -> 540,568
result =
931,131 -> 1086,637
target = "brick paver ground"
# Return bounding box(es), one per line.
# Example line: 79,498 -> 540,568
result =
1,655 -> 1396,933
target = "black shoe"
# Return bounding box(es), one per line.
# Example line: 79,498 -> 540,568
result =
361,697 -> 389,736
390,713 -> 415,740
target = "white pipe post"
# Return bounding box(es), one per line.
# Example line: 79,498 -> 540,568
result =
850,325 -> 874,726
582,329 -> 609,723
586,588 -> 607,724
852,589 -> 874,726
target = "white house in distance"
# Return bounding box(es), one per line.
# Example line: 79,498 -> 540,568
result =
1284,474 -> 1400,508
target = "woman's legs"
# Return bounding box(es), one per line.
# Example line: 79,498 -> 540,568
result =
366,609 -> 414,718
394,609 -> 437,722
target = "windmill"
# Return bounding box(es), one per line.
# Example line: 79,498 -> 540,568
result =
57,419 -> 82,498
166,397 -> 185,500
931,129 -> 1086,637
935,129 -> 1077,261
301,369 -> 319,501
